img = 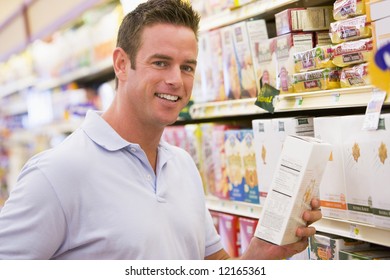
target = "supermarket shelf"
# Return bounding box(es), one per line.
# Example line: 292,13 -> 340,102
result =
313,217 -> 390,248
206,196 -> 390,247
35,58 -> 113,91
0,76 -> 37,99
206,195 -> 261,219
190,86 -> 389,120
275,86 -> 389,112
199,0 -> 299,32
190,98 -> 263,119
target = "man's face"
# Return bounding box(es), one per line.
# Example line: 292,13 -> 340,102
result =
125,23 -> 198,127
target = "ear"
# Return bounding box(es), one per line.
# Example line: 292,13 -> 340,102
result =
113,47 -> 130,82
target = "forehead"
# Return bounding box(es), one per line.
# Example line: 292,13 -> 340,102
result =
140,23 -> 197,47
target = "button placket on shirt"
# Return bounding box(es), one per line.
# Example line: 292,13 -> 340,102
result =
127,145 -> 156,192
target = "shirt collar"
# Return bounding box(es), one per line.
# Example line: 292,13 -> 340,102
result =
81,110 -> 133,151
80,110 -> 174,158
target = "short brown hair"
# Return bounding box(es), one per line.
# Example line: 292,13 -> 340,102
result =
116,0 -> 200,70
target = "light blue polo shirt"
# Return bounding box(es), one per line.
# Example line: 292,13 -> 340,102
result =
0,110 -> 223,259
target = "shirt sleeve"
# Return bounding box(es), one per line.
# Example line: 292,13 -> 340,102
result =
204,205 -> 223,257
0,164 -> 67,259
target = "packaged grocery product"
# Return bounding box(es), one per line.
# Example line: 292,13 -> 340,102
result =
332,38 -> 373,67
254,135 -> 331,245
293,68 -> 341,92
340,62 -> 370,87
294,45 -> 335,73
333,0 -> 366,21
330,15 -> 372,44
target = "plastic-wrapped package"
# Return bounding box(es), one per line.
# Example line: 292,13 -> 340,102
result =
330,15 -> 372,44
340,63 -> 370,87
293,68 -> 341,92
294,45 -> 335,73
333,0 -> 366,21
332,38 -> 373,67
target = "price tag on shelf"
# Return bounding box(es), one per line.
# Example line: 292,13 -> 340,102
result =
295,96 -> 303,107
362,89 -> 387,131
349,224 -> 361,239
332,93 -> 340,104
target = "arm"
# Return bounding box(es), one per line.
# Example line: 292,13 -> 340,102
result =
205,198 -> 322,260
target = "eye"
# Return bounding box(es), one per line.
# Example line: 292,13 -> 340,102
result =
181,65 -> 195,73
153,61 -> 167,67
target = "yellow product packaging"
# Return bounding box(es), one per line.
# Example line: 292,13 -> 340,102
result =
340,63 -> 370,87
294,45 -> 335,73
330,15 -> 372,44
293,68 -> 341,93
332,38 -> 373,67
333,0 -> 366,21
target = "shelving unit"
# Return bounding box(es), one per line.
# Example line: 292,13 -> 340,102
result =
1,0 -> 390,254
190,86 -> 390,119
206,197 -> 390,247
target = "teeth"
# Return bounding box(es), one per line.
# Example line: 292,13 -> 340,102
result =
156,93 -> 179,101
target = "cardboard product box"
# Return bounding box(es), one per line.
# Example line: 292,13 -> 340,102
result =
184,124 -> 204,191
315,31 -> 333,47
211,125 -> 233,200
275,33 -> 314,93
341,114 -> 374,224
198,30 -> 225,102
246,19 -> 270,92
219,212 -> 240,258
314,117 -> 348,220
366,0 -> 390,22
252,117 -> 314,205
254,135 -> 332,245
372,14 -> 390,50
339,246 -> 390,260
252,119 -> 279,205
225,130 -> 245,202
275,7 -> 333,36
241,129 -> 259,204
369,114 -> 390,229
221,25 -> 241,100
200,123 -> 218,195
231,21 -> 258,99
249,37 -> 278,89
309,232 -> 369,260
208,29 -> 226,101
238,216 -> 258,255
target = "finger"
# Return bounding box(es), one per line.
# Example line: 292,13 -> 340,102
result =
303,208 -> 322,224
310,197 -> 321,209
296,226 -> 316,238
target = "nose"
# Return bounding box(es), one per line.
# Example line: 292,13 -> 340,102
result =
165,66 -> 183,88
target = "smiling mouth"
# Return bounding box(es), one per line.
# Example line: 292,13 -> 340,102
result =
155,93 -> 180,102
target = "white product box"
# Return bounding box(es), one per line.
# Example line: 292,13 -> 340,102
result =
309,232 -> 369,260
252,117 -> 314,205
254,135 -> 331,245
369,114 -> 390,228
252,119 -> 278,205
231,21 -> 257,98
314,116 -> 348,220
341,114 -> 374,224
246,19 -> 270,92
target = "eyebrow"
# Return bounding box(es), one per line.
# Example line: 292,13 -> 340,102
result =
150,53 -> 197,66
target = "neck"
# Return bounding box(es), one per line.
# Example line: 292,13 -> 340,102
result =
102,107 -> 163,173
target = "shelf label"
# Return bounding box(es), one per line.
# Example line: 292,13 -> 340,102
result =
362,89 -> 387,130
295,96 -> 303,107
349,224 -> 360,238
332,93 -> 340,104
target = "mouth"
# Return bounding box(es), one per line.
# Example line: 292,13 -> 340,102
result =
155,93 -> 180,102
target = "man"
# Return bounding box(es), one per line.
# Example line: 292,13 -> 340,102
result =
0,0 -> 321,259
